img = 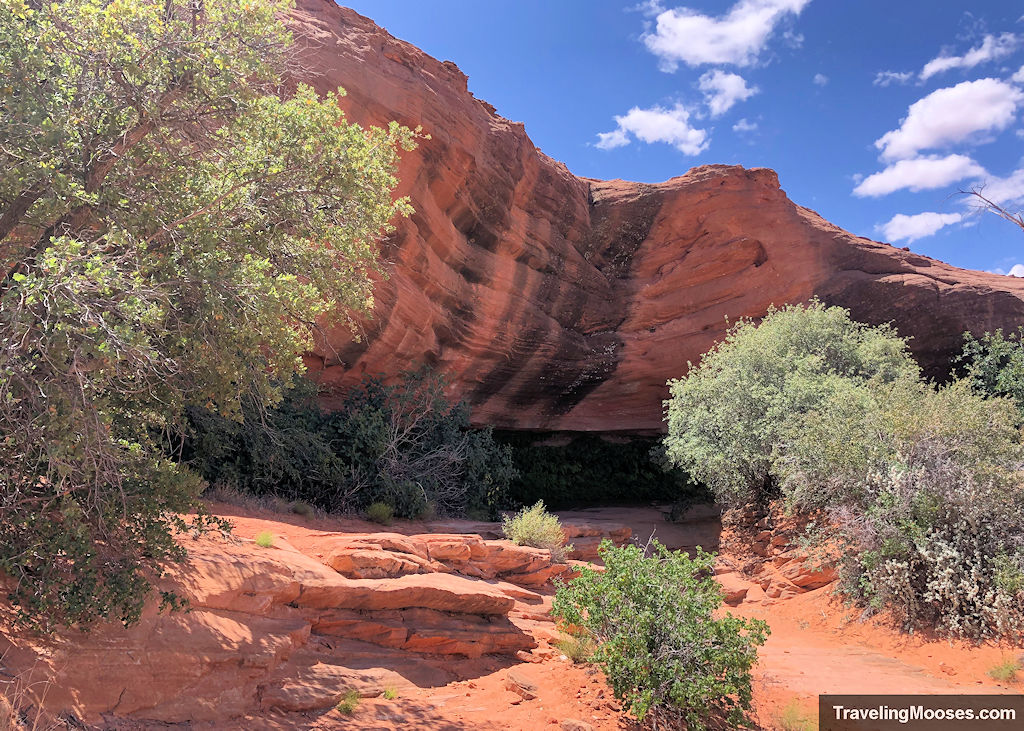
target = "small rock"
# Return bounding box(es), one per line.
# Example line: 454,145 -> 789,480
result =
505,669 -> 539,700
561,720 -> 595,731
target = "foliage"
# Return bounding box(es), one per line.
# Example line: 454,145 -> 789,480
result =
382,687 -> 398,700
552,633 -> 596,664
502,500 -> 572,563
553,540 -> 768,730
186,369 -> 517,519
365,502 -> 394,526
254,531 -> 275,549
0,0 -> 414,627
335,690 -> 360,715
987,657 -> 1022,683
786,380 -> 1024,639
774,699 -> 816,731
664,300 -> 918,507
496,431 -> 705,510
665,302 -> 1024,639
959,328 -> 1024,417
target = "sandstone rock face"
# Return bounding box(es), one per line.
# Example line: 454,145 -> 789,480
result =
0,528 -> 579,725
288,1 -> 1024,433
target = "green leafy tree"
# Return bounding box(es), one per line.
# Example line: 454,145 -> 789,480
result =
959,328 -> 1024,417
553,540 -> 768,730
0,0 -> 415,627
664,300 -> 918,507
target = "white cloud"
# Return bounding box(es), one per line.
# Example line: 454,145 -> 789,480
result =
596,103 -> 710,155
992,264 -> 1024,276
733,118 -> 758,132
853,154 -> 986,197
878,212 -> 963,243
641,0 -> 812,71
874,70 -> 913,87
595,128 -> 631,150
698,70 -> 759,116
813,73 -> 828,86
875,78 -> 1024,161
920,33 -> 1021,81
1013,65 -> 1024,83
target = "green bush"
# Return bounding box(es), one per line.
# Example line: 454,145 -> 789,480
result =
0,0 -> 413,628
365,502 -> 394,526
959,328 -> 1024,417
665,301 -> 1024,640
664,300 -> 918,508
784,379 -> 1024,639
502,501 -> 572,562
185,369 -> 517,519
496,431 -> 707,510
254,531 -> 275,548
553,540 -> 768,730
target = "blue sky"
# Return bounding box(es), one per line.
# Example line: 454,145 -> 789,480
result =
339,1 -> 1024,276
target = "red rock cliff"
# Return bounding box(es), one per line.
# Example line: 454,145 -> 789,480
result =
290,1 -> 1024,433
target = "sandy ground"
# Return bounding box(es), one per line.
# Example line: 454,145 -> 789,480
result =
209,499 -> 1024,730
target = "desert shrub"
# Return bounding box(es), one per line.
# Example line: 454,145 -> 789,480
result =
382,687 -> 399,700
0,0 -> 414,628
553,540 -> 768,730
335,690 -> 360,715
988,657 -> 1022,683
959,328 -> 1024,417
502,501 -> 572,562
784,380 -> 1024,639
254,531 -> 275,549
664,300 -> 918,508
365,502 -> 394,526
774,699 -> 815,731
496,431 -> 706,510
553,632 -> 597,664
186,369 -> 516,519
665,302 -> 1024,640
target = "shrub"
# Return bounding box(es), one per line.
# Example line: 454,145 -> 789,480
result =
0,0 -> 414,628
254,531 -> 275,549
335,690 -> 360,715
959,328 -> 1024,417
783,379 -> 1024,639
988,657 -> 1022,683
185,369 -> 517,519
664,300 -> 918,508
290,501 -> 315,518
382,687 -> 399,700
775,699 -> 815,731
365,502 -> 394,526
552,540 -> 768,730
553,633 -> 596,664
502,501 -> 572,563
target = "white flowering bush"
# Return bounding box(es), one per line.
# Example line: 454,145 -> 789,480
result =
786,380 -> 1024,639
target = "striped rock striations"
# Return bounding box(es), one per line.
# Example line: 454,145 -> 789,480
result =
291,1 -> 1024,433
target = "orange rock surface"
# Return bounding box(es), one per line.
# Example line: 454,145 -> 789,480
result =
288,0 -> 1024,434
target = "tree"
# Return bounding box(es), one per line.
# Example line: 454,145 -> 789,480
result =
0,0 -> 415,627
960,186 -> 1024,233
663,300 -> 919,507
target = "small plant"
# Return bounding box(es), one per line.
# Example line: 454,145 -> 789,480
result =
365,502 -> 394,526
382,687 -> 399,700
336,689 -> 360,715
553,539 -> 768,730
254,531 -> 275,548
290,501 -> 315,518
502,500 -> 572,563
553,633 -> 596,664
775,699 -> 816,730
988,657 -> 1022,683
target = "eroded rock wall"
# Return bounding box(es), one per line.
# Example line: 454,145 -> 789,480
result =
291,1 -> 1024,433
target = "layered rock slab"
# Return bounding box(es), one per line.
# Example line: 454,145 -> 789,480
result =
288,0 -> 1024,433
